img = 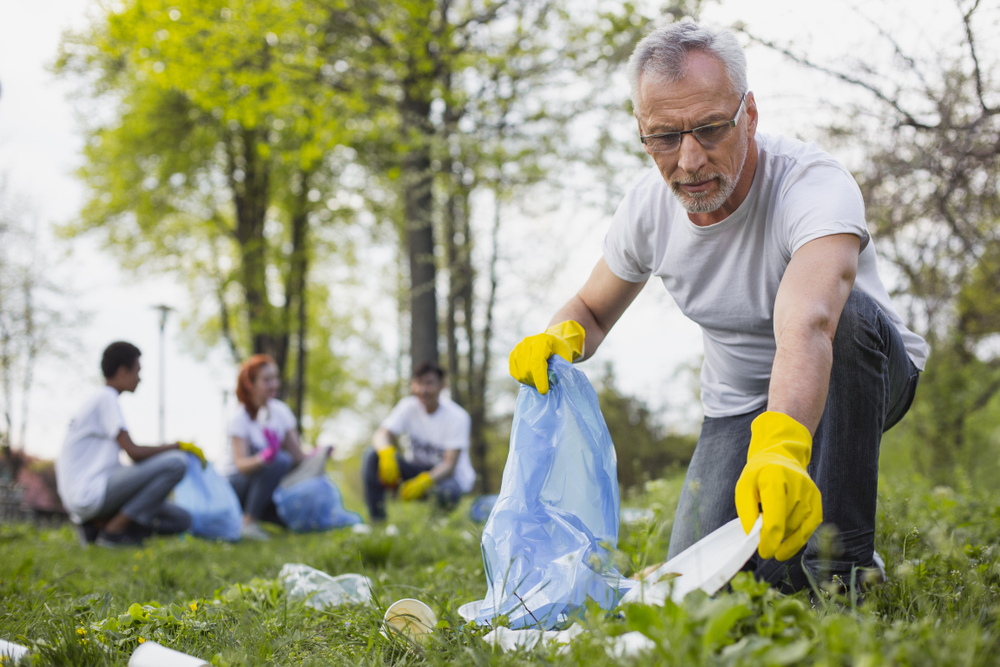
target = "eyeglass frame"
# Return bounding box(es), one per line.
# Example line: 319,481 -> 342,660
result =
639,91 -> 748,153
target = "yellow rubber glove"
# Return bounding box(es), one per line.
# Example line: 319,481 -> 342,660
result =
178,441 -> 206,468
734,412 -> 823,561
399,472 -> 434,501
378,447 -> 401,488
508,320 -> 585,394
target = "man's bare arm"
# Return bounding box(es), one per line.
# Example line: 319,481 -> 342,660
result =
428,448 -> 460,482
373,427 -> 397,452
549,258 -> 647,361
116,430 -> 178,463
769,234 -> 860,434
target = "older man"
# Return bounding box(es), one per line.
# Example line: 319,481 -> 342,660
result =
509,22 -> 926,591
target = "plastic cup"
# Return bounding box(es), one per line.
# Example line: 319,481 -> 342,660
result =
383,598 -> 437,643
0,639 -> 29,660
128,641 -> 208,667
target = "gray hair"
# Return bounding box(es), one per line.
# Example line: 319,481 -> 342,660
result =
627,21 -> 747,114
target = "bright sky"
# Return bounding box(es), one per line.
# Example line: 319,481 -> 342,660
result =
0,0 -> 986,462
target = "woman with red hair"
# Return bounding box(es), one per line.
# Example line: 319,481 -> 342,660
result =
218,354 -> 305,540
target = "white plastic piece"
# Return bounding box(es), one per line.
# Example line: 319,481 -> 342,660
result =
621,516 -> 762,606
383,598 -> 437,642
351,523 -> 373,534
482,624 -> 585,651
279,563 -> 373,609
384,524 -> 400,536
128,641 -> 208,667
605,631 -> 657,658
457,599 -> 482,623
0,639 -> 29,660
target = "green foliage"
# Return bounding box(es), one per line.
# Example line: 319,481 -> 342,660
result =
596,364 -> 696,492
4,468 -> 998,665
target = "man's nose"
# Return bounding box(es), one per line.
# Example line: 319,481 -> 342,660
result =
676,133 -> 707,174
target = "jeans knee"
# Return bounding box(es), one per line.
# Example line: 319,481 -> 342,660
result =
832,289 -> 880,355
162,450 -> 189,482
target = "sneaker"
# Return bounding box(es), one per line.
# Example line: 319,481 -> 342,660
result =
96,529 -> 145,548
240,522 -> 271,541
75,521 -> 100,548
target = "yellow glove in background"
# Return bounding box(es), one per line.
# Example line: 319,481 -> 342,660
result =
734,412 -> 823,561
178,441 -> 206,468
399,472 -> 434,501
508,320 -> 585,394
378,447 -> 401,488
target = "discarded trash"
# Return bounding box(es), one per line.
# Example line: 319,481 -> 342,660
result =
278,447 -> 330,489
129,641 -> 208,667
620,507 -> 655,524
383,598 -> 437,643
279,563 -> 373,609
621,516 -> 762,606
457,599 -> 482,623
468,494 -> 498,522
351,523 -> 373,534
273,476 -> 363,532
384,524 -> 399,536
476,357 -> 634,629
0,639 -> 29,661
172,456 -> 242,542
483,623 -> 584,651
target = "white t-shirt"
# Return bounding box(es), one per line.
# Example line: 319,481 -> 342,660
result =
218,399 -> 298,477
56,386 -> 126,523
603,132 -> 928,418
381,395 -> 476,493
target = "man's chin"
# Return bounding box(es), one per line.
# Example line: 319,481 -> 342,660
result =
674,191 -> 727,214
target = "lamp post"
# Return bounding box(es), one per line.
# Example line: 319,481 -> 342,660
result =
151,304 -> 175,444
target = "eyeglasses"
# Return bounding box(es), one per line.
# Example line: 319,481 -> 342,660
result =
639,92 -> 747,153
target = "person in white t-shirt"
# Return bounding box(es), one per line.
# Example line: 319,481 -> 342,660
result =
56,341 -> 206,547
509,23 -> 926,593
220,354 -> 306,540
362,361 -> 475,521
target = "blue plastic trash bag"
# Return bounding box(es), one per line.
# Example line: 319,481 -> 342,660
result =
274,476 -> 363,532
172,454 -> 242,542
475,357 -> 635,629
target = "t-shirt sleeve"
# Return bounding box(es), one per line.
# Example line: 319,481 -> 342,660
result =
380,398 -> 412,437
779,163 -> 870,257
98,391 -> 125,439
227,409 -> 251,440
602,182 -> 656,283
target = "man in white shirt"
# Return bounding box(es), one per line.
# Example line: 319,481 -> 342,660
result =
56,342 -> 204,547
362,361 -> 476,521
509,22 -> 925,592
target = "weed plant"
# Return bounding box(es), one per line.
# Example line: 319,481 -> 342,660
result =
1,471 -> 998,665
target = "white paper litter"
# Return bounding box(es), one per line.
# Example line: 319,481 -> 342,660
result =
129,641 -> 208,667
279,564 -> 373,609
0,638 -> 29,661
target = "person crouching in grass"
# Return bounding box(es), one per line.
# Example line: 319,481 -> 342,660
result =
56,341 -> 205,547
219,354 -> 305,541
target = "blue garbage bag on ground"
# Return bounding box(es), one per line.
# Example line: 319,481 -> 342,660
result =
475,357 -> 635,629
172,454 -> 242,542
273,476 -> 363,532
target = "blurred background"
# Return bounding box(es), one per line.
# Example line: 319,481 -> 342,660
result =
1,0 -> 998,498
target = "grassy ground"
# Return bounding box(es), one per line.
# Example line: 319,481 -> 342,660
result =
1,469 -> 999,666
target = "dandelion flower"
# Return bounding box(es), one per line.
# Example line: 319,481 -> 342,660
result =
76,627 -> 86,636
189,602 -> 197,612
138,637 -> 145,644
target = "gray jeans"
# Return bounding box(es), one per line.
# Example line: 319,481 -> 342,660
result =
98,449 -> 192,534
668,290 -> 920,592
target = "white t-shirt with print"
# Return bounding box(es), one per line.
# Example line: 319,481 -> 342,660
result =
218,398 -> 298,477
56,386 -> 126,523
381,395 -> 476,493
603,132 -> 928,418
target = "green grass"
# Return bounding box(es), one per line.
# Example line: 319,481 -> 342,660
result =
2,470 -> 999,665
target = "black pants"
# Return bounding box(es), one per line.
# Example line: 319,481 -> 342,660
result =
361,447 -> 464,521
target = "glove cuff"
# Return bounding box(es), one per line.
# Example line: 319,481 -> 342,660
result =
544,320 -> 585,361
748,411 -> 812,466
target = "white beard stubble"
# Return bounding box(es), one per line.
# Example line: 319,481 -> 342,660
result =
669,129 -> 750,214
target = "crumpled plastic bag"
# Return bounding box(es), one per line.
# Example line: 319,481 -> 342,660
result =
475,357 -> 635,629
273,475 -> 363,532
172,454 -> 242,542
279,563 -> 372,609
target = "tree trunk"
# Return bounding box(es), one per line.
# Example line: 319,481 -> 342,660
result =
283,175 -> 310,421
400,87 -> 438,372
229,127 -> 286,371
